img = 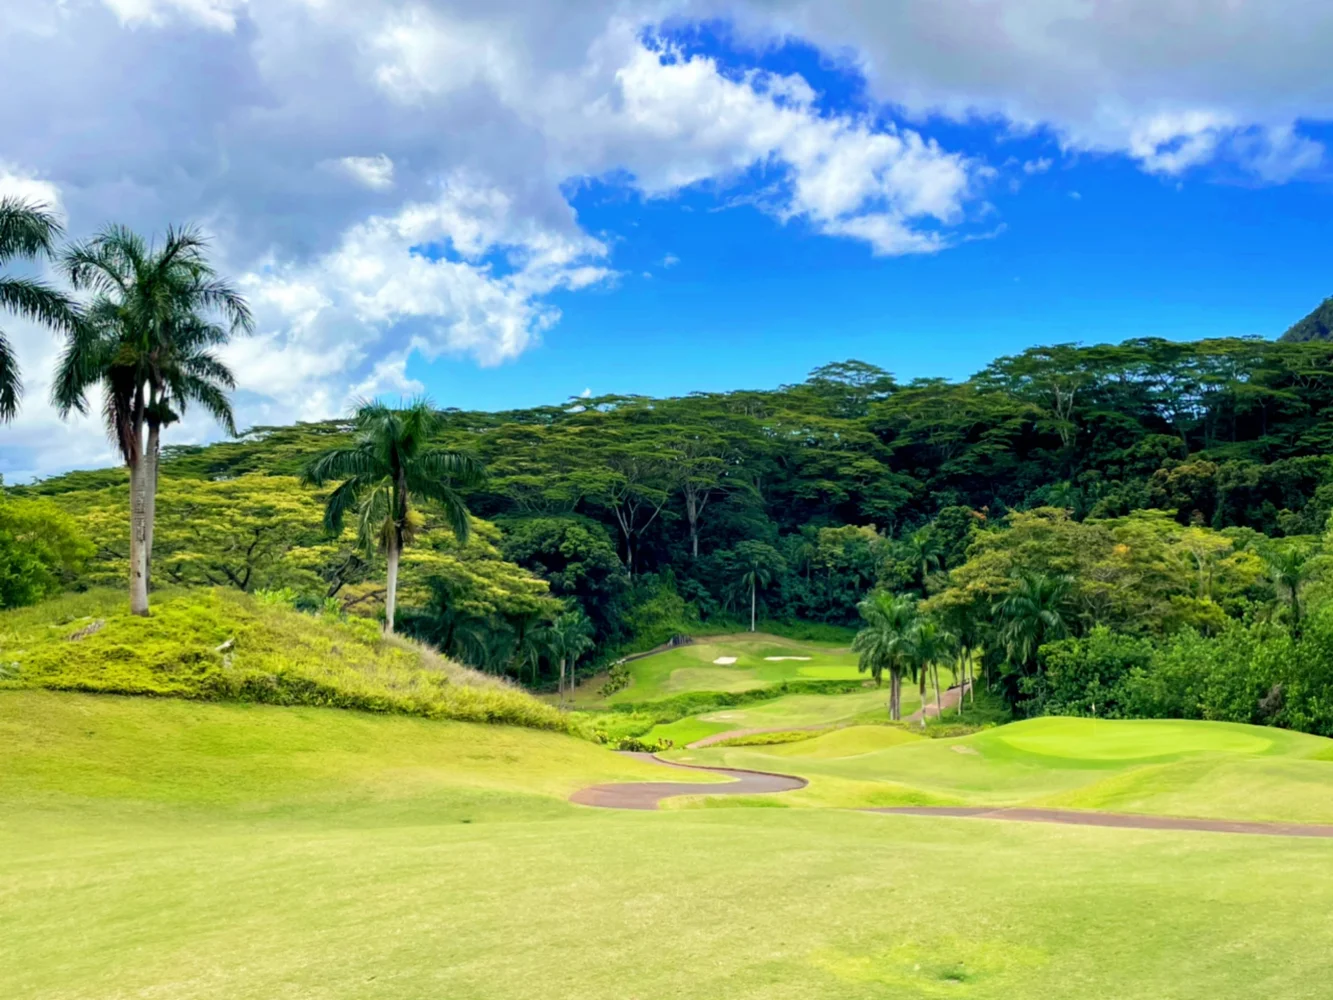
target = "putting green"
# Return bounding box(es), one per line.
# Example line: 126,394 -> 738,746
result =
995,718 -> 1274,760
7,692 -> 1333,1000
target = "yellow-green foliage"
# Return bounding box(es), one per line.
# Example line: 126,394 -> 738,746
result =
0,588 -> 568,731
40,473 -> 556,621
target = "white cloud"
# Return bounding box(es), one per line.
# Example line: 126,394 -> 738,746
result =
1022,157 -> 1052,175
335,154 -> 395,191
662,252 -> 679,267
0,162 -> 63,214
100,0 -> 245,31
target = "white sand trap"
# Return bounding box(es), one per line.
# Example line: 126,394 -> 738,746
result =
713,656 -> 738,665
951,745 -> 981,756
764,656 -> 812,661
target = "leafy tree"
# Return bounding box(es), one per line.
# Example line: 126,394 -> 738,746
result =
853,591 -> 919,720
0,198 -> 75,421
304,400 -> 483,633
0,493 -> 93,608
54,225 -> 252,615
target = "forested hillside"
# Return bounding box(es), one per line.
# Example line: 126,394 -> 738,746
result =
10,334 -> 1333,731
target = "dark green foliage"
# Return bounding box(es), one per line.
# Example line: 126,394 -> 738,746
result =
1280,296 -> 1333,343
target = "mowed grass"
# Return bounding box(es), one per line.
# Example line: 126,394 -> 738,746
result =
595,633 -> 862,706
6,693 -> 1333,999
670,717 -> 1333,822
643,686 -> 931,746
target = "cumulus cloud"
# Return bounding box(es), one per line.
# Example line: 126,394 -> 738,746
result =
3,0 -> 1332,478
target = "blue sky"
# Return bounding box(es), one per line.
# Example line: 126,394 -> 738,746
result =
3,1 -> 1333,476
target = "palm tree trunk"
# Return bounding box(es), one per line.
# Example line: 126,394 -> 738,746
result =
750,578 -> 756,633
144,421 -> 161,587
559,656 -> 566,701
384,532 -> 400,634
890,669 -> 901,721
128,455 -> 150,617
934,663 -> 943,718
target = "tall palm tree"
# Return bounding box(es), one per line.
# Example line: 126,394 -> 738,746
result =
547,609 -> 595,700
305,399 -> 484,634
0,198 -> 76,421
852,591 -> 919,720
53,225 -> 251,616
903,527 -> 945,591
993,570 -> 1072,677
912,618 -> 959,724
734,540 -> 785,632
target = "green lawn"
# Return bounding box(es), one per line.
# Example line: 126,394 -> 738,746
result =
596,633 -> 862,705
7,692 -> 1333,999
669,717 -> 1333,821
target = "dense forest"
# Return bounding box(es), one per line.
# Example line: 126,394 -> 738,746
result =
9,325 -> 1333,734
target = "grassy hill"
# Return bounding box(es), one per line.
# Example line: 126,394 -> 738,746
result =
0,587 -> 566,731
5,693 -> 1333,999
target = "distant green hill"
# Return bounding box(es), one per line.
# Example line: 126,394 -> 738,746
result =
1281,296 -> 1333,342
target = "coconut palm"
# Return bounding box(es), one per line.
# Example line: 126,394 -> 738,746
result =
911,618 -> 959,725
548,609 -> 595,700
53,225 -> 251,616
0,198 -> 76,421
852,591 -> 919,720
304,399 -> 483,634
734,540 -> 786,632
993,570 -> 1072,677
1260,542 -> 1319,628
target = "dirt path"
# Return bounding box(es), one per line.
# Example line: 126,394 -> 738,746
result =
905,681 -> 971,724
572,756 -> 1333,837
569,752 -> 807,810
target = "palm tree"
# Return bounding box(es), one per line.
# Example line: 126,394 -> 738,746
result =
304,399 -> 483,634
903,527 -> 945,590
54,225 -> 251,616
852,591 -> 919,720
1260,542 -> 1319,628
547,609 -> 595,700
734,540 -> 785,632
0,198 -> 76,421
912,618 -> 959,724
993,570 -> 1072,677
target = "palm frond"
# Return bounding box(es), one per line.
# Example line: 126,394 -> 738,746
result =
0,330 -> 19,421
0,276 -> 76,330
303,446 -> 383,487
0,198 -> 63,263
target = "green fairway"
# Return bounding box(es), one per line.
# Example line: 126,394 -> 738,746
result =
642,686 -> 933,746
6,693 -> 1333,999
595,633 -> 861,705
669,717 -> 1333,821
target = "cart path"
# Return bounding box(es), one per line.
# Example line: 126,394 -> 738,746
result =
568,752 -> 806,810
685,682 -> 972,749
572,755 -> 1333,837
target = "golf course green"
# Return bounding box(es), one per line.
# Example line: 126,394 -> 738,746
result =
6,690 -> 1333,999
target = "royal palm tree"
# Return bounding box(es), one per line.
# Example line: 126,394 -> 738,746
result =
734,540 -> 786,632
853,591 -> 919,720
53,225 -> 251,616
912,618 -> 959,724
993,570 -> 1072,677
1260,542 -> 1319,628
547,609 -> 595,700
0,198 -> 76,421
305,399 -> 483,634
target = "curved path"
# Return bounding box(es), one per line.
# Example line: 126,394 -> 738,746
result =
569,752 -> 806,810
572,755 -> 1333,837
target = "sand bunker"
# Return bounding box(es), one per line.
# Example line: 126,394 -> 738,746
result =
764,656 -> 812,661
713,656 -> 738,665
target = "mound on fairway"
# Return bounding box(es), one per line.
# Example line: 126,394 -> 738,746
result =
671,717 -> 1333,822
8,693 -> 1333,1000
0,588 -> 565,731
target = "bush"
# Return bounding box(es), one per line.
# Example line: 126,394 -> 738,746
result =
0,588 -> 570,733
613,735 -> 675,753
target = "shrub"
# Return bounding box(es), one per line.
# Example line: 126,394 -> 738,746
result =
0,588 -> 569,733
614,735 -> 674,753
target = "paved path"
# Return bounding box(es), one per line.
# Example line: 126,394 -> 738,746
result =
905,681 -> 971,724
572,755 -> 1333,837
569,752 -> 806,810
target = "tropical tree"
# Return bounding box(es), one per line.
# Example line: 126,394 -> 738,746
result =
1260,542 -> 1320,628
0,198 -> 76,421
547,608 -> 595,700
902,527 -> 945,591
852,591 -> 920,720
912,617 -> 959,724
304,399 -> 483,634
993,570 -> 1073,679
734,540 -> 786,632
54,225 -> 251,616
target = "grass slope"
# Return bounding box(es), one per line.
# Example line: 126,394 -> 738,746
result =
5,693 -> 1333,999
0,588 -> 565,731
670,717 -> 1333,821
